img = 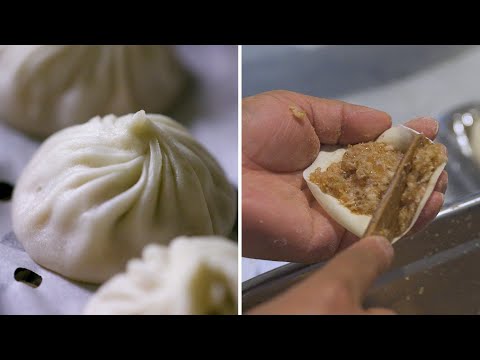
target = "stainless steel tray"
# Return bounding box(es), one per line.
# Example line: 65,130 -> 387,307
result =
437,103 -> 480,205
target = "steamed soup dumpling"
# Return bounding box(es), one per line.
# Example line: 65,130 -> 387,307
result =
0,45 -> 187,137
11,111 -> 236,284
84,236 -> 238,315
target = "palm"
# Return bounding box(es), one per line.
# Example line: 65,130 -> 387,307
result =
244,164 -> 348,262
243,91 -> 447,263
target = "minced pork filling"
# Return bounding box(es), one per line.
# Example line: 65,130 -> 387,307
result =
309,141 -> 446,226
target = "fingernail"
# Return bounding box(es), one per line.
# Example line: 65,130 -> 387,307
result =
353,108 -> 378,114
411,115 -> 438,127
438,173 -> 448,194
370,236 -> 394,263
351,106 -> 387,115
440,143 -> 448,156
414,116 -> 439,134
438,192 -> 445,203
412,115 -> 435,121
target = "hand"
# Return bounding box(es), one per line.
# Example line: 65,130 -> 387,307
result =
248,235 -> 395,315
243,90 -> 448,262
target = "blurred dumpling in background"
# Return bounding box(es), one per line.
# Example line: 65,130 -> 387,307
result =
11,110 -> 237,284
84,236 -> 238,315
0,45 -> 188,137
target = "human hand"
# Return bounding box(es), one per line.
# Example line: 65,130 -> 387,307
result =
248,235 -> 395,315
243,90 -> 448,262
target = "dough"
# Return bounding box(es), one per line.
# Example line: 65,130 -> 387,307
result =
0,45 -> 187,137
83,236 -> 238,315
12,111 -> 236,283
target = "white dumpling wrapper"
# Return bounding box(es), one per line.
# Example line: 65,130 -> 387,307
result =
0,45 -> 187,137
303,126 -> 446,243
12,111 -> 236,284
83,236 -> 238,315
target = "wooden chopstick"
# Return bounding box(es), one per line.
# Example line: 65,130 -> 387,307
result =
364,134 -> 424,241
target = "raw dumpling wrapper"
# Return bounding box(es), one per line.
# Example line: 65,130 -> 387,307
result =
0,45 -> 187,137
12,111 -> 236,284
83,236 -> 238,315
303,126 -> 447,243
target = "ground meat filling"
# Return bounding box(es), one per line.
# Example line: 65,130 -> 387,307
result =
398,139 -> 446,232
309,140 -> 446,233
309,142 -> 403,215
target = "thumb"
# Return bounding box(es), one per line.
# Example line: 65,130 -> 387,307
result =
318,236 -> 394,303
247,236 -> 394,314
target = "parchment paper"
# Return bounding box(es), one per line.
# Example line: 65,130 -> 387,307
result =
0,45 -> 238,315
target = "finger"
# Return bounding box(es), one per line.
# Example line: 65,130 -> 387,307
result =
408,191 -> 444,235
242,90 -> 391,172
316,236 -> 394,303
297,94 -> 392,145
403,117 -> 439,140
365,307 -> 397,315
249,236 -> 392,315
434,170 -> 448,194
